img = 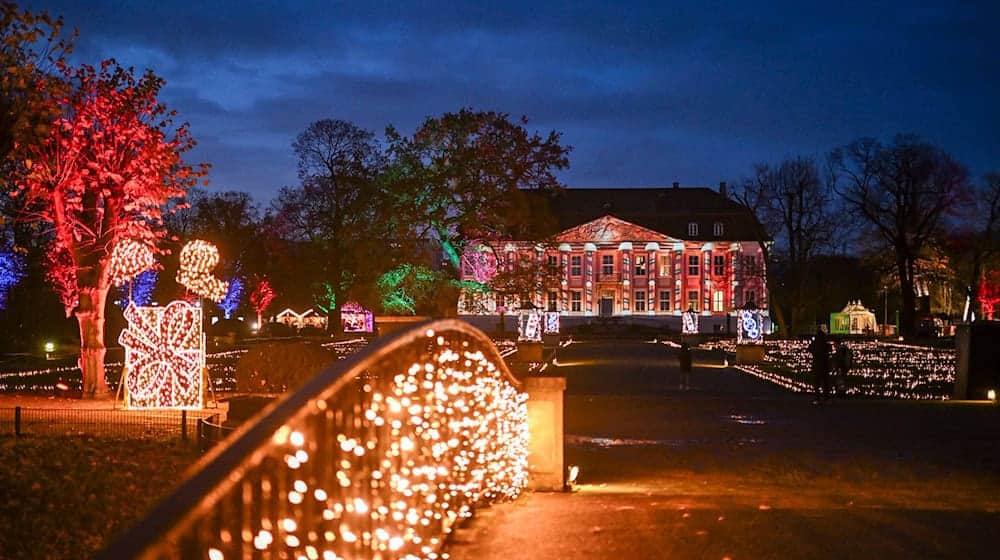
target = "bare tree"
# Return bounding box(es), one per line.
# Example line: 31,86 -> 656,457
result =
959,172 -> 1000,320
733,157 -> 837,334
274,119 -> 387,332
830,134 -> 968,337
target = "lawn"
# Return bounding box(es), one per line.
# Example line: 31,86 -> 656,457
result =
0,436 -> 200,559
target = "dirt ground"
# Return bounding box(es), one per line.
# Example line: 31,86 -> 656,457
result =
450,340 -> 1000,559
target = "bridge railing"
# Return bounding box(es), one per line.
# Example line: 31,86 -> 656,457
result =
100,319 -> 528,560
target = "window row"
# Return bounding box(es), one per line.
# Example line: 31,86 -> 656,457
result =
473,252 -> 760,280
553,290 -> 755,312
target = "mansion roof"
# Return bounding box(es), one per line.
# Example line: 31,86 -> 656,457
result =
528,187 -> 766,242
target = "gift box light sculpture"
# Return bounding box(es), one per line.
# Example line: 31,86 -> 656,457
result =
682,307 -> 699,334
737,308 -> 763,345
518,311 -> 543,341
176,239 -> 229,302
119,300 -> 205,409
543,311 -> 560,334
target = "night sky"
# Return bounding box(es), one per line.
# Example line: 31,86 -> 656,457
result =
25,1 -> 1000,203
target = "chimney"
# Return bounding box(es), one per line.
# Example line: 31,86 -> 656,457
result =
719,181 -> 728,196
672,181 -> 680,189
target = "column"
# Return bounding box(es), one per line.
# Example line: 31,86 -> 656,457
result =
584,243 -> 596,315
526,376 -> 567,491
646,242 -> 659,315
620,241 -> 632,315
559,243 -> 571,314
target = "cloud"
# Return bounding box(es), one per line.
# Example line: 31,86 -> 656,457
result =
24,0 -> 1000,200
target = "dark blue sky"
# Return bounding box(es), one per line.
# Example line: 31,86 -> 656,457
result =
27,1 -> 1000,203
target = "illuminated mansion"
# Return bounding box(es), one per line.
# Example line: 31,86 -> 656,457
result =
457,183 -> 768,330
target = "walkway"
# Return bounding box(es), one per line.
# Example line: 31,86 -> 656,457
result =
449,339 -> 1000,559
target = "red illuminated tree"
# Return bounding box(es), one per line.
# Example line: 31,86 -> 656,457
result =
10,60 -> 206,397
981,272 -> 1000,321
249,276 -> 276,327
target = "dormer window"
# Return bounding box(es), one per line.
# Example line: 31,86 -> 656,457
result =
688,222 -> 698,236
713,222 -> 724,237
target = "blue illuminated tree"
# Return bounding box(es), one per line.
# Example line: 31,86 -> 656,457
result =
0,245 -> 26,310
115,269 -> 157,308
218,276 -> 245,319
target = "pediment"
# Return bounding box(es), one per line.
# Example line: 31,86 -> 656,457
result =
555,215 -> 672,243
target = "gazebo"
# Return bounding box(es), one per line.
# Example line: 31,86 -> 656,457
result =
341,301 -> 374,333
829,300 -> 878,335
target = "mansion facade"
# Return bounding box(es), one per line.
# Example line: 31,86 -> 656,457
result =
457,184 -> 767,327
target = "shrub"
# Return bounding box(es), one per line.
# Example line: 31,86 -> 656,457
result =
235,341 -> 335,393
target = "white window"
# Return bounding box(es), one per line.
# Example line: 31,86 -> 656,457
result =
659,255 -> 670,276
713,222 -> 724,237
713,290 -> 724,312
688,222 -> 699,236
570,255 -> 582,276
571,291 -> 582,312
634,255 -> 646,276
634,291 -> 646,312
687,290 -> 699,312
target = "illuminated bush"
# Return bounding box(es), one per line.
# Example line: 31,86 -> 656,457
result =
235,341 -> 334,393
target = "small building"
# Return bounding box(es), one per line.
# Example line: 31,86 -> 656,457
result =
341,301 -> 374,333
274,308 -> 328,330
830,300 -> 878,335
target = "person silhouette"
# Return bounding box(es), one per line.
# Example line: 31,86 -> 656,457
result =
808,326 -> 832,403
678,342 -> 692,390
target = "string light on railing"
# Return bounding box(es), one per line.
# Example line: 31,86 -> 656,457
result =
176,239 -> 229,302
200,329 -> 527,560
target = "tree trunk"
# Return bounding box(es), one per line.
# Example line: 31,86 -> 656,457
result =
896,254 -> 917,338
758,243 -> 788,336
75,285 -> 110,398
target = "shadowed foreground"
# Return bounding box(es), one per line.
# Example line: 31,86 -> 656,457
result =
450,340 -> 1000,559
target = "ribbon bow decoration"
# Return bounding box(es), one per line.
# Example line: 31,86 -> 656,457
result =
119,301 -> 203,408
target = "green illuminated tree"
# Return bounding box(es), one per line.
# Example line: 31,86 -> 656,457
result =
385,108 -> 570,272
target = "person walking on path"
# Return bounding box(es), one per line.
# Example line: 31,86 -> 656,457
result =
678,342 -> 692,390
808,326 -> 832,403
833,341 -> 853,397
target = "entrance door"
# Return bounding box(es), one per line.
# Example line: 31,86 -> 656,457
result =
599,297 -> 614,317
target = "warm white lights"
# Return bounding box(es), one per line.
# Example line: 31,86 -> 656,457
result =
108,239 -> 156,287
195,329 -> 528,560
118,301 -> 205,409
176,239 -> 229,302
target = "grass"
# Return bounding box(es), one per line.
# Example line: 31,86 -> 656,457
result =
0,436 -> 199,559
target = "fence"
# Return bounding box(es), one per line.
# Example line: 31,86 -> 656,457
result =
197,413 -> 236,454
0,407 -> 215,440
99,319 -> 528,560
